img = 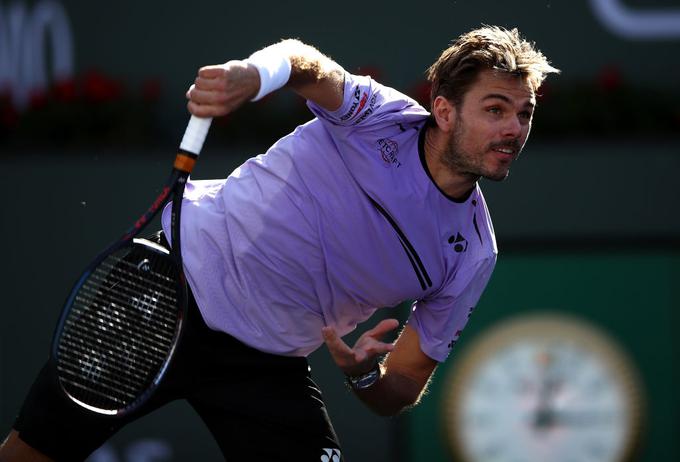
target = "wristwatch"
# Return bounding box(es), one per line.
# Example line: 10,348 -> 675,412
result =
346,363 -> 381,391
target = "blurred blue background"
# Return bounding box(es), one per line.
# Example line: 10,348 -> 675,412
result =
1,1 -> 678,460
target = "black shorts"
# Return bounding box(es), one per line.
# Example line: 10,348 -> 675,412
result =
14,232 -> 342,462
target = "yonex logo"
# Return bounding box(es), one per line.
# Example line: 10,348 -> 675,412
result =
448,232 -> 468,253
137,258 -> 151,272
321,448 -> 342,462
340,86 -> 366,121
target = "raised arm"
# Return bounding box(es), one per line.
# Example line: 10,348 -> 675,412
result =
186,39 -> 345,118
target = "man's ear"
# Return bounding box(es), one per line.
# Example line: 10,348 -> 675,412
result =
431,96 -> 457,133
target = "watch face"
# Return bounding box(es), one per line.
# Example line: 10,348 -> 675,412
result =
443,314 -> 645,462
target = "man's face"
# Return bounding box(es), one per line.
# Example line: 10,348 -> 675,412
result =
443,69 -> 536,182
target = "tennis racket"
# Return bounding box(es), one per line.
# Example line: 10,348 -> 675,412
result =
50,115 -> 212,416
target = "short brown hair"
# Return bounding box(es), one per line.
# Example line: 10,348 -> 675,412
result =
427,26 -> 559,108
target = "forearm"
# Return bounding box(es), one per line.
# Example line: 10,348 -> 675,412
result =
323,322 -> 437,417
249,39 -> 344,110
351,365 -> 428,417
185,39 -> 344,118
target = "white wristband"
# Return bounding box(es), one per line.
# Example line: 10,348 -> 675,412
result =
245,48 -> 292,101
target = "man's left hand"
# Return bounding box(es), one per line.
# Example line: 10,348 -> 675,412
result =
321,319 -> 399,377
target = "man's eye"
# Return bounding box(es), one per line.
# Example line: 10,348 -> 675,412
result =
519,111 -> 532,119
487,107 -> 501,114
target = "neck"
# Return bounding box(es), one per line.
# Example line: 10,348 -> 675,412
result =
423,124 -> 478,200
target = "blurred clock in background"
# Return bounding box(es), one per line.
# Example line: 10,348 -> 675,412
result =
442,313 -> 646,462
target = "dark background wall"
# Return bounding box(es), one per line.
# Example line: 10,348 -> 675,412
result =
1,0 -> 678,460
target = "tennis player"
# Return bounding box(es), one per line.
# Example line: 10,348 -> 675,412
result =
1,26 -> 558,461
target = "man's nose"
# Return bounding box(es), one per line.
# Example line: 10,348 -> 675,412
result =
502,115 -> 522,138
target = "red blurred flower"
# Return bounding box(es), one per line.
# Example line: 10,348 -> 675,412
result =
1,104 -> 19,128
29,88 -> 48,109
53,79 -> 77,102
409,80 -> 432,107
82,70 -> 123,102
597,65 -> 623,92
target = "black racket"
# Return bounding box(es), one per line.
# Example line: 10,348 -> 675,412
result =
51,115 -> 212,415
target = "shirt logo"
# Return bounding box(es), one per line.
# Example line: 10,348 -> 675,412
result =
448,232 -> 468,253
447,307 -> 475,349
340,86 -> 367,121
448,330 -> 463,349
377,138 -> 402,168
352,94 -> 378,125
321,448 -> 342,462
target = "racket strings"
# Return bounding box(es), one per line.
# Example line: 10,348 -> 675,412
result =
57,316 -> 169,392
74,278 -> 177,338
62,307 -> 172,358
68,293 -> 174,348
90,258 -> 178,302
59,320 -> 167,375
57,376 -> 135,404
56,245 -> 181,412
57,327 -> 166,400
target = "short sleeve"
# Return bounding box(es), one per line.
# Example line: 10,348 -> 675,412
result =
306,72 -> 427,130
408,255 -> 497,362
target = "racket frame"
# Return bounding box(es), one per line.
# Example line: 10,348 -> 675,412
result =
50,116 -> 211,416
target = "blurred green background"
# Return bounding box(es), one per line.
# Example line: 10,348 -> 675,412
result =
1,0 -> 678,460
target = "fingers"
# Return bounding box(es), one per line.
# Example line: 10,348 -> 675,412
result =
355,336 -> 394,359
322,326 -> 356,367
186,79 -> 228,118
193,75 -> 225,91
185,83 -> 237,117
351,319 -> 399,359
322,326 -> 353,357
186,87 -> 220,105
322,320 -> 400,377
197,65 -> 227,79
184,60 -> 258,118
366,318 -> 400,340
186,67 -> 227,101
187,100 -> 223,118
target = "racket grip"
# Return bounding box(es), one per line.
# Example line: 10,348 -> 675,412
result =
180,116 -> 213,155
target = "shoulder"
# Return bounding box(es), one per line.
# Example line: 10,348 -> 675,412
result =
307,72 -> 429,130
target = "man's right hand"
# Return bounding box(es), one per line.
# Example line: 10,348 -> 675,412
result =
186,60 -> 260,118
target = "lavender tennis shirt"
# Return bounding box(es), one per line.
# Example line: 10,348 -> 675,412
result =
162,73 -> 497,362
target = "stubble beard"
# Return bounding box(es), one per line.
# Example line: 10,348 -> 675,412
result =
442,116 -> 519,182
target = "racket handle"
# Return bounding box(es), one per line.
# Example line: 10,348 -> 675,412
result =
180,116 -> 213,155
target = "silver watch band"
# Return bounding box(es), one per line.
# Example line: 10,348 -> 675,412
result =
345,364 -> 381,391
